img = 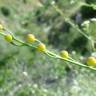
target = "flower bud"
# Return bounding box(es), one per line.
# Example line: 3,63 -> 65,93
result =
26,34 -> 36,43
60,50 -> 69,59
4,34 -> 13,42
37,43 -> 46,52
87,56 -> 96,67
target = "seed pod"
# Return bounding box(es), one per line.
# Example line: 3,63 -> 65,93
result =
4,34 -> 13,42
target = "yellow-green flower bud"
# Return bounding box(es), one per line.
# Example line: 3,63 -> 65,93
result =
26,34 -> 36,43
37,43 -> 46,52
4,34 -> 13,42
87,56 -> 96,67
60,50 -> 69,59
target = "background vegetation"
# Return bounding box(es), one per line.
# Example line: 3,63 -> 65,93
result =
0,0 -> 96,96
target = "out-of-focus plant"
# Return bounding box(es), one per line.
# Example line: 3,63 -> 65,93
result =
51,2 -> 96,51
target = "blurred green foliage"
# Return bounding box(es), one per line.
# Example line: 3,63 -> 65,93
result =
0,0 -> 96,96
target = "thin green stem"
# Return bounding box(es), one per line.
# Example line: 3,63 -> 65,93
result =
45,50 -> 96,71
13,37 -> 36,49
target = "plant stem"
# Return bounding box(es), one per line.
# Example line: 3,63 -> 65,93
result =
45,50 -> 96,71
